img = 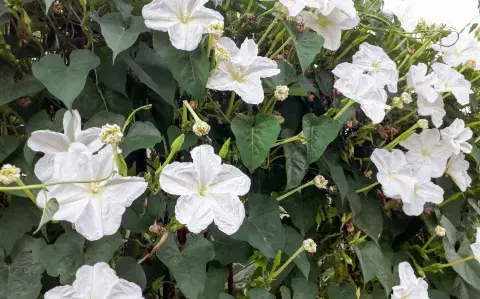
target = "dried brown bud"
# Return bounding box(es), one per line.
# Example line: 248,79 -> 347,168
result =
149,220 -> 162,234
424,207 -> 432,215
307,93 -> 315,102
189,100 -> 198,110
351,118 -> 358,126
406,48 -> 414,55
17,97 -> 31,108
53,1 -> 63,14
364,170 -> 373,178
246,13 -> 255,23
344,120 -> 353,128
296,20 -> 306,33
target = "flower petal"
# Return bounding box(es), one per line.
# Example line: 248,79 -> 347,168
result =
34,153 -> 56,183
76,127 -> 103,152
191,144 -> 222,187
168,22 -> 204,51
74,195 -> 106,241
160,162 -> 200,195
209,193 -> 245,235
234,76 -> 265,104
102,176 -> 148,207
142,0 -> 179,31
28,131 -> 70,153
63,110 -> 82,143
207,164 -> 251,196
175,194 -> 214,233
246,57 -> 281,78
44,286 -> 78,299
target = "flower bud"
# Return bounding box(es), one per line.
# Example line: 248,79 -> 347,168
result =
401,92 -> 413,104
464,59 -> 477,70
246,13 -> 255,23
274,2 -> 289,20
149,220 -> 162,234
219,138 -> 230,158
99,124 -> 123,145
273,111 -> 285,124
416,119 -> 429,129
171,134 -> 185,152
189,101 -> 198,110
193,121 -> 211,136
435,225 -> 446,237
0,164 -> 21,185
214,43 -> 230,62
313,175 -> 328,189
391,97 -> 404,109
208,20 -> 224,40
364,170 -> 373,178
274,85 -> 289,101
303,239 -> 317,253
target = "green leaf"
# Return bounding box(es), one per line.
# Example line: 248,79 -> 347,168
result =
0,75 -> 44,106
97,52 -> 128,97
85,232 -> 123,265
198,262 -> 229,299
282,188 -> 320,236
90,13 -> 148,61
121,207 -> 152,233
292,277 -> 317,299
26,110 -> 52,136
443,237 -> 480,290
282,129 -> 307,189
148,193 -> 167,220
231,194 -> 285,258
322,152 -> 349,199
156,234 -> 215,299
0,135 -> 20,163
428,289 -> 450,299
0,197 -> 40,255
72,78 -> 106,118
121,121 -> 162,157
327,282 -> 357,299
453,276 -> 480,299
280,286 -> 292,299
84,111 -> 126,129
0,236 -> 46,299
115,256 -> 147,290
211,227 -> 253,264
167,125 -> 198,150
249,288 -> 276,299
284,22 -> 324,74
262,60 -> 298,93
354,241 -> 394,296
231,114 -> 281,172
350,193 -> 383,244
315,70 -> 334,98
283,225 -> 310,278
44,0 -> 55,12
33,198 -> 59,234
302,113 -> 340,164
32,50 -> 100,109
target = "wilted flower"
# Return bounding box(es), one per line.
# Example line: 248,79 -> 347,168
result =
313,175 -> 328,189
274,85 -> 289,101
193,121 -> 211,136
303,239 -> 317,253
99,124 -> 123,145
401,92 -> 413,104
435,225 -> 446,237
0,164 -> 21,185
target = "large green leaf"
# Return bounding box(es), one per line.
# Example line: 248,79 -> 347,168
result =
284,22 -> 324,74
322,152 -> 349,199
302,113 -> 340,164
327,283 -> 357,299
231,194 -> 285,258
156,234 -> 215,299
211,227 -> 253,264
33,198 -> 59,234
281,188 -> 320,236
84,111 -> 126,129
231,114 -> 281,172
348,193 -> 383,243
443,237 -> 480,290
121,121 -> 162,157
90,13 -> 147,61
249,288 -> 276,299
280,286 -> 292,299
97,52 -> 128,97
292,277 -> 317,299
0,75 -> 44,106
40,230 -> 122,284
283,225 -> 310,278
0,197 -> 40,255
25,110 -> 52,136
32,50 -> 100,109
282,129 -> 307,190
0,135 -> 20,163
0,236 -> 46,299
115,256 -> 147,290
198,262 -> 229,299
453,276 -> 480,299
263,60 -> 298,93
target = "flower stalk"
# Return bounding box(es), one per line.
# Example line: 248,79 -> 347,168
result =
14,178 -> 36,204
333,99 -> 355,120
355,181 -> 380,194
270,245 -> 304,279
122,104 -> 153,133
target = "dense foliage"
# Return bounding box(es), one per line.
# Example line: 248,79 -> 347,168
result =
1,0 -> 480,298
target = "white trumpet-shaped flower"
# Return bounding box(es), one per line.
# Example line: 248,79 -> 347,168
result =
370,149 -> 417,203
332,63 -> 390,124
431,33 -> 480,68
142,0 -> 223,51
28,110 -> 102,183
160,144 -> 251,235
391,262 -> 429,299
206,37 -> 280,104
299,7 -> 359,51
37,143 -> 147,241
406,63 -> 439,103
45,262 -> 143,299
382,0 -> 420,32
279,0 -> 314,17
432,62 -> 473,105
400,129 -> 452,178
470,228 -> 480,263
417,94 -> 446,128
446,153 -> 472,192
352,43 -> 399,93
441,118 -> 473,155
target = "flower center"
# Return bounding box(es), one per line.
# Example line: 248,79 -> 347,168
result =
420,148 -> 431,157
232,70 -> 246,83
179,11 -> 192,24
372,61 -> 381,72
317,14 -> 331,27
90,182 -> 101,194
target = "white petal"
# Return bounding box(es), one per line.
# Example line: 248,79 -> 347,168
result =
402,201 -> 426,216
175,194 -> 214,233
246,57 -> 280,78
56,143 -> 93,181
106,280 -> 144,299
78,263 -> 118,298
74,195 -> 106,241
102,176 -> 148,207
34,154 -> 56,183
415,181 -> 444,205
206,62 -> 237,91
217,37 -> 239,55
279,0 -> 309,16
160,162 -> 200,195
48,184 -> 90,223
235,38 -> 259,65
191,144 -> 223,187
76,127 -> 103,152
142,0 -> 179,31
63,110 -> 82,143
28,131 -> 70,153
417,95 -> 445,128
168,22 -> 204,51
92,145 -> 115,179
233,76 -> 265,104
207,164 -> 251,195
209,193 -> 245,235
44,286 -> 79,299
191,6 -> 224,28
398,262 -> 417,286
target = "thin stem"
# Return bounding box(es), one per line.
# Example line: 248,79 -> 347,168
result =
269,37 -> 292,59
356,181 -> 380,194
333,99 -> 355,120
122,104 -> 153,133
15,178 -> 36,204
257,15 -> 280,46
273,135 -> 301,147
226,92 -> 236,120
440,255 -> 475,268
138,229 -> 169,264
277,180 -> 314,201
258,7 -> 275,18
384,123 -> 419,151
260,95 -> 276,114
394,109 -> 418,125
421,235 -> 436,251
271,246 -> 304,279
183,100 -> 201,122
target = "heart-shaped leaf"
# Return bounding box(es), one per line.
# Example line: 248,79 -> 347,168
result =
302,113 -> 340,164
33,198 -> 59,234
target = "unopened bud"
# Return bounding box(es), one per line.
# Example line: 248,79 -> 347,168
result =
149,220 -> 162,234
303,239 -> 317,253
99,124 -> 123,145
416,119 -> 429,129
0,164 -> 21,185
391,97 -> 404,109
189,101 -> 198,110
400,92 -> 413,104
219,138 -> 230,159
274,85 -> 289,101
208,21 -> 224,40
193,121 -> 210,136
274,2 -> 289,20
53,1 -> 63,14
435,225 -> 446,237
364,170 -> 373,178
273,111 -> 285,124
171,134 -> 185,152
214,43 -> 230,62
313,175 -> 328,189
406,48 -> 414,55
296,20 -> 306,33
464,59 -> 477,70
246,13 -> 255,23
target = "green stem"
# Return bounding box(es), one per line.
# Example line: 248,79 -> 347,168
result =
333,99 -> 355,120
355,181 -> 380,193
269,37 -> 292,59
335,34 -> 370,64
277,180 -> 314,201
439,191 -> 464,207
257,14 -> 280,46
273,135 -> 301,147
258,7 -> 275,18
394,109 -> 418,125
183,100 -> 201,122
440,255 -> 475,268
421,235 -> 436,251
384,123 -> 419,150
470,73 -> 480,84
122,104 -> 153,133
15,178 -> 36,204
260,95 -> 276,114
226,92 -> 236,120
266,28 -> 287,56
270,246 -> 305,279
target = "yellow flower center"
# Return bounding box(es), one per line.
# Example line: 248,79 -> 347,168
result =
317,14 -> 331,27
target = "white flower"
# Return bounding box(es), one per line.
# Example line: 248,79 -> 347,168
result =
446,153 -> 471,192
37,144 -> 147,241
418,94 -> 446,128
44,262 -> 143,299
406,63 -> 439,103
206,38 -> 280,104
432,62 -> 473,106
318,0 -> 358,19
470,228 -> 480,263
279,0 -> 314,17
28,110 -> 102,183
142,0 -> 223,51
441,118 -> 473,155
352,43 -> 399,93
431,33 -> 480,68
332,63 -> 390,124
391,262 -> 429,299
274,85 -> 289,101
313,175 -> 328,189
193,121 -> 211,136
0,164 -> 21,185
299,8 -> 359,51
400,129 -> 452,178
435,225 -> 446,237
99,124 -> 123,145
382,0 -> 420,32
159,144 -> 251,235
370,149 -> 417,203
303,239 -> 317,253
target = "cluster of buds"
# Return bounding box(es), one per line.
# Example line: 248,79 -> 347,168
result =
296,19 -> 306,33
435,225 -> 446,237
303,239 -> 317,253
53,0 -> 63,14
313,175 -> 328,189
0,164 -> 21,185
464,59 -> 477,70
246,13 -> 255,23
214,43 -> 230,62
274,2 -> 289,20
379,125 -> 398,140
274,85 -> 289,101
390,97 -> 404,109
99,124 -> 124,145
208,21 -> 224,40
400,92 -> 413,104
417,119 -> 429,129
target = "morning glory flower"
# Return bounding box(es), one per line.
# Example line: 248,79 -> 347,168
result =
37,143 -> 147,241
400,129 -> 452,178
206,37 -> 280,104
391,262 -> 429,299
431,33 -> 480,68
470,228 -> 480,263
352,42 -> 399,93
44,262 -> 143,299
279,0 -> 315,17
382,0 -> 420,32
370,149 -> 417,203
318,0 -> 358,19
432,62 -> 473,106
299,8 -> 359,51
417,94 -> 446,128
27,110 -> 102,183
406,63 -> 439,103
142,0 -> 224,51
446,153 -> 471,192
332,63 -> 390,124
441,118 -> 473,155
